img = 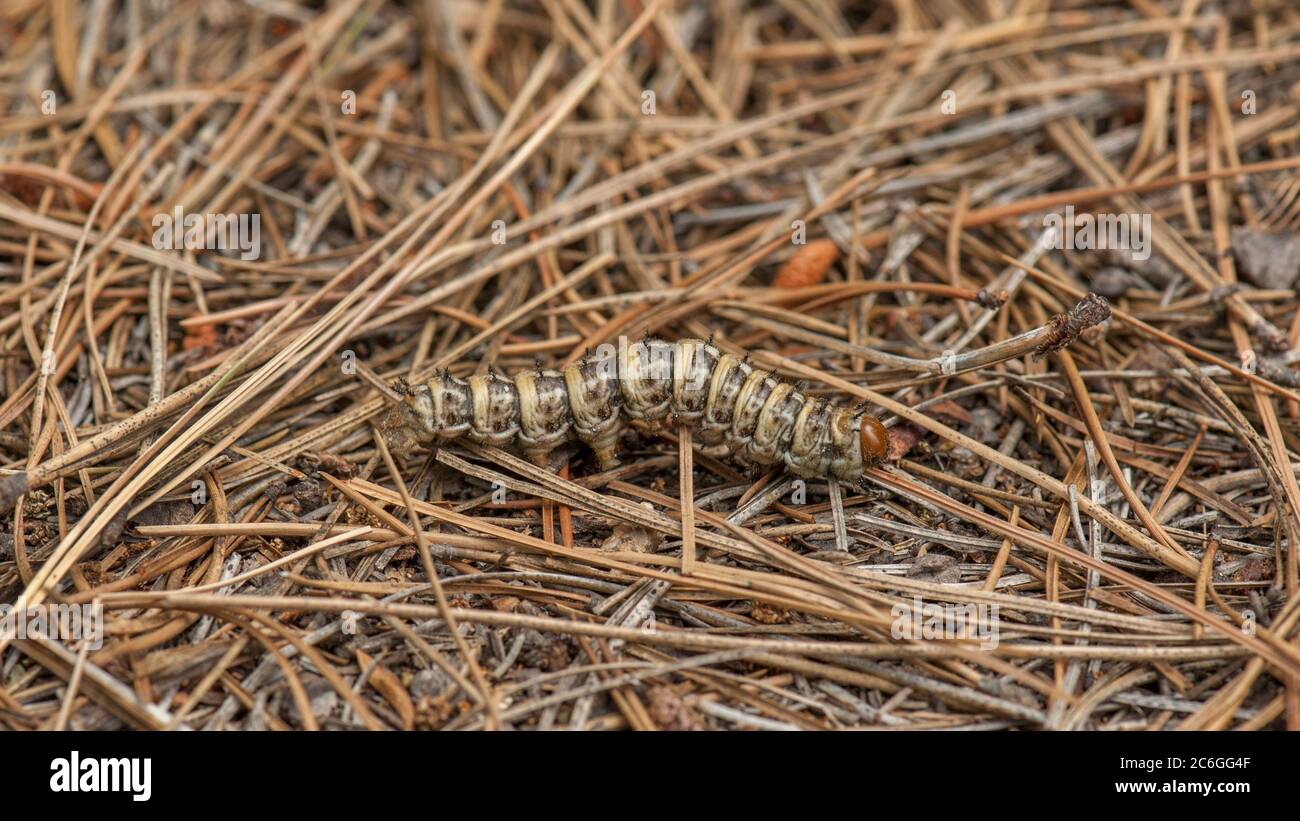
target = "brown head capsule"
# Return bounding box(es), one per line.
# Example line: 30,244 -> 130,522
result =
859,416 -> 888,467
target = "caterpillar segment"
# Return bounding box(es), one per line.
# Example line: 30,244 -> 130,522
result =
382,338 -> 890,481
563,353 -> 622,469
467,373 -> 519,447
514,368 -> 569,467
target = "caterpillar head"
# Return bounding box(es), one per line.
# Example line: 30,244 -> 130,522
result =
381,379 -> 433,456
859,416 -> 888,467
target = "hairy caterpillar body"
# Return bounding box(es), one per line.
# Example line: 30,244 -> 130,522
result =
382,338 -> 888,481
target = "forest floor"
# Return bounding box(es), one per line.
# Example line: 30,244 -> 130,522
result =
2,1 -> 1300,730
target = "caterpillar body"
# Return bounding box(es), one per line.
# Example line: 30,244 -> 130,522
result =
382,337 -> 888,481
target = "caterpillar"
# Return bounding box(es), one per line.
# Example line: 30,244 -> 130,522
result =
381,337 -> 889,481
